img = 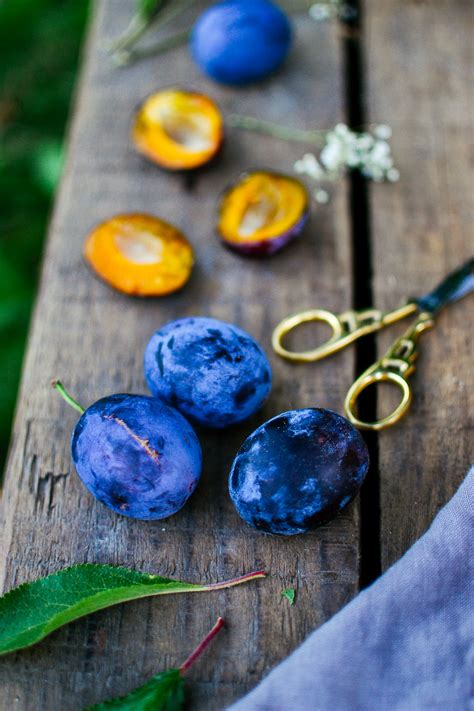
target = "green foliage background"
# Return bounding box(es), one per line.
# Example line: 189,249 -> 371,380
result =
0,0 -> 89,473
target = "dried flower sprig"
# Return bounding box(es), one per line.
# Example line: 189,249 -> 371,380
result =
228,115 -> 399,204
295,123 -> 400,202
308,0 -> 357,22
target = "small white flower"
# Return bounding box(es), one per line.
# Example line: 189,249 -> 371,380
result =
309,4 -> 332,21
334,122 -> 350,137
342,131 -> 358,148
381,156 -> 394,170
314,188 -> 329,203
356,134 -> 374,151
373,124 -> 392,140
294,159 -> 306,174
292,121 -> 398,201
345,147 -> 361,168
363,165 -> 384,181
320,140 -> 345,172
303,153 -> 324,178
370,140 -> 390,160
309,1 -> 355,22
294,153 -> 324,180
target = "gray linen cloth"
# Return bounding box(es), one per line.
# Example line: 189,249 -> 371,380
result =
229,467 -> 473,711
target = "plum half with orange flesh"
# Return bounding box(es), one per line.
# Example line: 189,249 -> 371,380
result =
217,171 -> 309,256
132,88 -> 224,171
84,213 -> 194,296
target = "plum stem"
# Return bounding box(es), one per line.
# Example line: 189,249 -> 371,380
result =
113,29 -> 190,66
227,114 -> 328,146
51,380 -> 85,415
201,570 -> 266,591
107,0 -> 192,56
179,617 -> 225,674
107,14 -> 150,54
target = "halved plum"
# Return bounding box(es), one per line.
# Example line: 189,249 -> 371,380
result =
217,171 -> 309,255
84,213 -> 194,296
132,88 -> 224,171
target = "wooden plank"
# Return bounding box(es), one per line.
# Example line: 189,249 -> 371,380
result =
0,2 -> 358,708
365,0 -> 474,569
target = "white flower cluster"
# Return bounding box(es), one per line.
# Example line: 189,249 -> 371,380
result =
309,1 -> 356,22
294,123 -> 399,203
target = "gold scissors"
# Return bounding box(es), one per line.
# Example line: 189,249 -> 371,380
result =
272,258 -> 474,431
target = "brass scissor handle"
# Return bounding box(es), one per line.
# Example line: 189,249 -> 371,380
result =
272,309 -> 345,362
344,312 -> 435,431
272,302 -> 418,363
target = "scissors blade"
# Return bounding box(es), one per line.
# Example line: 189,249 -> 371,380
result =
415,257 -> 474,315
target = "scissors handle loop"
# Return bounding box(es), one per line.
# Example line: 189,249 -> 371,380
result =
272,302 -> 417,363
344,312 -> 435,431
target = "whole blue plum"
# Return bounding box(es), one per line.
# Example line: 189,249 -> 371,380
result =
71,394 -> 202,520
229,408 -> 369,535
144,317 -> 272,428
190,0 -> 292,85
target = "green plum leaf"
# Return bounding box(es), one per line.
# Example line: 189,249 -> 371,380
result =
281,588 -> 296,605
0,564 -> 265,656
84,617 -> 226,710
85,669 -> 184,711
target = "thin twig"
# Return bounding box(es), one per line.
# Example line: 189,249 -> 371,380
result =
107,0 -> 193,54
113,29 -> 190,66
227,114 -> 327,146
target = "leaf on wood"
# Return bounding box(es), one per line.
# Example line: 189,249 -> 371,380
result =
85,617 -> 225,710
0,564 -> 265,656
281,588 -> 296,605
85,669 -> 185,711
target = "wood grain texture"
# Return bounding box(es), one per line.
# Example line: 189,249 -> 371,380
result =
0,2 -> 358,708
365,0 -> 474,569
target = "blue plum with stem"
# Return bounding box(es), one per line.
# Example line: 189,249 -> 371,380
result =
54,382 -> 202,520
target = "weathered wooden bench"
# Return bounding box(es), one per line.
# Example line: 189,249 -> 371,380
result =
0,1 -> 472,708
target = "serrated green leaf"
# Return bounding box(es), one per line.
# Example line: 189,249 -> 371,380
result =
281,588 -> 296,605
0,564 -> 265,656
85,669 -> 184,711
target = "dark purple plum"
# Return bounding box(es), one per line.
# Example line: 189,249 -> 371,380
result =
144,317 -> 272,428
229,408 -> 369,535
71,394 -> 202,520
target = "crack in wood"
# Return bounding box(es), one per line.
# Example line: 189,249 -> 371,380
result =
34,471 -> 70,514
342,0 -> 382,587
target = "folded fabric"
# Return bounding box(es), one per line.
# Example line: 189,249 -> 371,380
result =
229,468 -> 473,711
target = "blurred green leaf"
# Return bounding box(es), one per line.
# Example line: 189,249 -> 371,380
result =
0,0 -> 89,474
31,139 -> 63,194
